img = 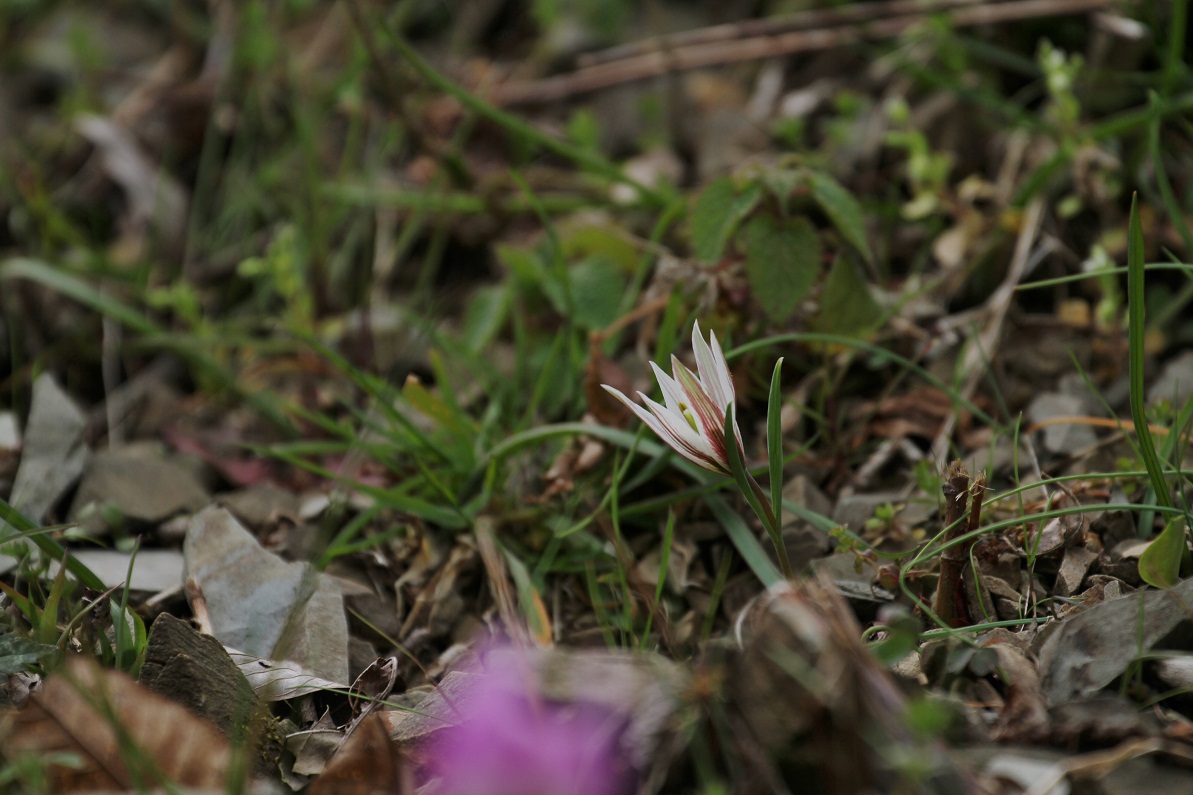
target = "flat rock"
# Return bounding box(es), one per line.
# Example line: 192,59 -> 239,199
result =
9,373 -> 88,523
217,483 -> 299,530
51,548 -> 184,593
1148,349 -> 1193,407
70,443 -> 210,528
1026,392 -> 1097,454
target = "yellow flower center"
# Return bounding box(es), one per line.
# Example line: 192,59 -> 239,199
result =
679,402 -> 699,433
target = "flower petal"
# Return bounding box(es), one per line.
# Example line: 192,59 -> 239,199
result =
725,399 -> 746,462
602,384 -> 724,471
708,329 -> 735,410
691,322 -> 733,412
602,385 -> 674,441
649,360 -> 687,417
673,362 -> 730,468
637,393 -> 726,471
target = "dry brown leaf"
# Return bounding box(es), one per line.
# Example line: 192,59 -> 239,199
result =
309,712 -> 404,795
0,655 -> 231,791
730,572 -> 964,790
983,633 -> 1049,743
342,655 -> 401,740
289,709 -> 342,778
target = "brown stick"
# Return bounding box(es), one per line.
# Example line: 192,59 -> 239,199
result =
932,461 -> 974,627
579,0 -> 1005,66
492,0 -> 1111,106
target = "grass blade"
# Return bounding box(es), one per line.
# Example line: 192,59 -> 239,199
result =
766,358 -> 785,528
1127,194 -> 1186,587
1127,194 -> 1173,510
0,499 -> 104,592
705,494 -> 782,587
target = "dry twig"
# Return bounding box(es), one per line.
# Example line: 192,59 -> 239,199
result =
493,0 -> 1112,106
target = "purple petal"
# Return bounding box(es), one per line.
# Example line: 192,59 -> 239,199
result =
427,651 -> 630,795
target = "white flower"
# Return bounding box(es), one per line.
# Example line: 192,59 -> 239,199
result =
602,322 -> 745,474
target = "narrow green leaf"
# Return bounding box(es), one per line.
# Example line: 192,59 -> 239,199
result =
503,547 -> 550,644
705,494 -> 783,587
767,358 -> 785,528
1129,194 -> 1187,586
1,258 -> 157,334
690,178 -> 762,264
806,171 -> 873,264
483,422 -> 673,472
39,561 -> 69,645
639,510 -> 676,651
1139,517 -> 1185,589
0,581 -> 33,620
2,259 -> 296,435
264,446 -> 469,528
0,498 -> 104,592
1127,194 -> 1173,512
743,216 -> 820,322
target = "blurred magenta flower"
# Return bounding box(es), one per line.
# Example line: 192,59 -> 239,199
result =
602,321 -> 744,474
426,650 -> 631,795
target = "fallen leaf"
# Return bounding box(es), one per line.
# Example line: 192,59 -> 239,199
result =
50,549 -> 184,594
309,712 -> 403,795
0,655 -> 231,791
184,505 -> 349,683
1036,576 -> 1193,703
229,650 -> 348,702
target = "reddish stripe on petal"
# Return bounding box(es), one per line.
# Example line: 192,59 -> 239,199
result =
673,363 -> 730,469
637,394 -> 724,469
601,379 -> 729,474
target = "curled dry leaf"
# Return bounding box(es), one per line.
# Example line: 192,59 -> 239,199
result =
347,656 -> 400,731
2,671 -> 41,708
289,709 -> 342,778
0,656 -> 231,792
983,632 -> 1049,743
